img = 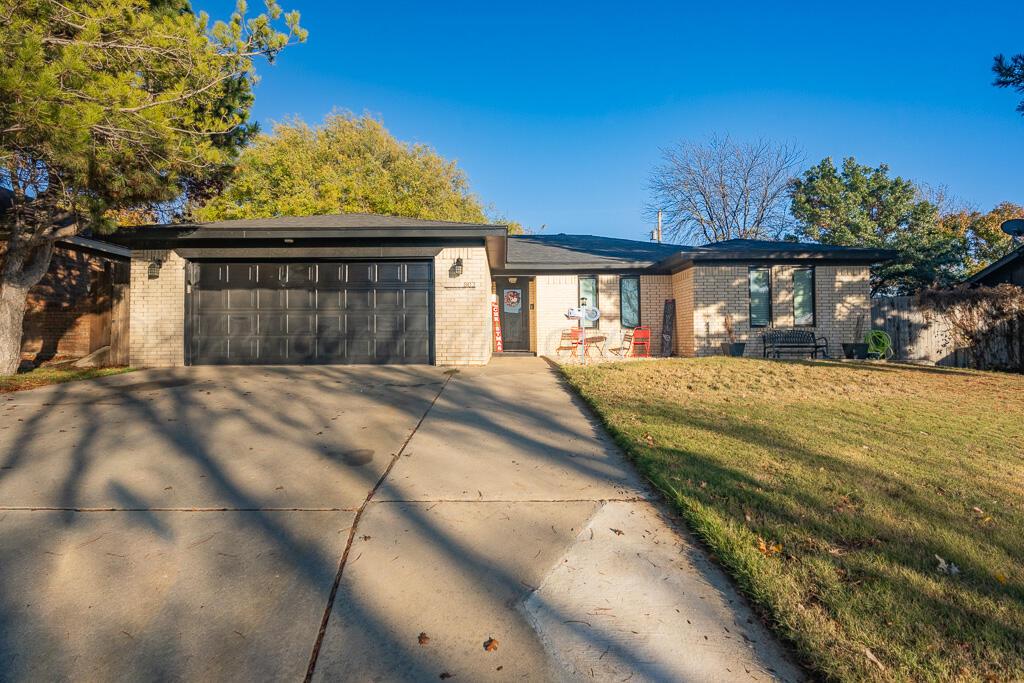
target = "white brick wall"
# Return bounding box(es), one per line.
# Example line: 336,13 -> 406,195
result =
534,274 -> 579,357
433,246 -> 492,365
129,250 -> 186,367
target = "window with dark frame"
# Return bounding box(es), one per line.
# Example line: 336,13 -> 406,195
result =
748,267 -> 772,328
620,276 -> 640,329
579,276 -> 599,328
793,267 -> 815,327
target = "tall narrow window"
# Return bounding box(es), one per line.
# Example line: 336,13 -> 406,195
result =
793,267 -> 815,326
620,276 -> 640,329
579,276 -> 599,328
748,267 -> 771,328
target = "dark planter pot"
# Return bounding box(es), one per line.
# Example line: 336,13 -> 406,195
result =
721,342 -> 746,357
842,342 -> 869,360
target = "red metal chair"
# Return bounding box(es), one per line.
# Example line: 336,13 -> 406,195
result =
631,326 -> 651,357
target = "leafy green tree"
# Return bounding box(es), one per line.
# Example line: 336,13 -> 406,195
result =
940,201 -> 1024,273
195,112 -> 493,225
993,52 -> 1024,116
0,0 -> 305,375
789,157 -> 966,295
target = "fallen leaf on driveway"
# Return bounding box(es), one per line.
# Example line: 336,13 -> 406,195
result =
483,637 -> 499,652
418,632 -> 430,645
610,528 -> 624,536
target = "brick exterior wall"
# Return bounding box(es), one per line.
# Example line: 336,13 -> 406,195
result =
640,275 -> 672,356
685,264 -> 871,357
129,250 -> 186,367
670,268 -> 695,356
534,275 -> 579,357
21,246 -> 126,361
433,246 -> 491,365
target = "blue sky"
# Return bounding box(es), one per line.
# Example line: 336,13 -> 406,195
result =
207,1 -> 1024,240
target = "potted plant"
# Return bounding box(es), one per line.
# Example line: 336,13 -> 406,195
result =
720,314 -> 746,357
842,314 -> 870,359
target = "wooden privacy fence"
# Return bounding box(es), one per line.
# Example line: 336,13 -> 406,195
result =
871,295 -> 1023,371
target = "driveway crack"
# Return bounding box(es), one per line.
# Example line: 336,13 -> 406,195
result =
303,373 -> 452,682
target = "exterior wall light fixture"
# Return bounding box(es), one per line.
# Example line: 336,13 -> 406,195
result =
451,257 -> 464,277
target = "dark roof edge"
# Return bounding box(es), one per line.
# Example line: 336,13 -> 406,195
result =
60,235 -> 131,259
108,226 -> 507,242
653,247 -> 897,271
965,245 -> 1023,284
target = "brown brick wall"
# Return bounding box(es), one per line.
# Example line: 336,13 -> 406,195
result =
670,268 -> 695,356
21,246 -> 125,361
640,275 -> 672,356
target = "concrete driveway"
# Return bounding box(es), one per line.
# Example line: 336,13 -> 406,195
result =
0,358 -> 800,682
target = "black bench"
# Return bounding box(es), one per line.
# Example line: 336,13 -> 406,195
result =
761,329 -> 829,359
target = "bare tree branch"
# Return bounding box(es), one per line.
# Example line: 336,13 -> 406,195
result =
647,134 -> 802,244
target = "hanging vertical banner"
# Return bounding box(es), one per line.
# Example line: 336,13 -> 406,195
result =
492,300 -> 504,352
661,299 -> 676,356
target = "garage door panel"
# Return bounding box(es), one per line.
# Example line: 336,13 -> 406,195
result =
196,289 -> 226,311
347,263 -> 374,284
286,289 -> 316,311
258,314 -> 286,336
377,262 -> 402,283
375,313 -> 401,334
407,263 -> 431,283
405,340 -> 430,363
190,260 -> 432,365
228,288 -> 256,309
257,288 -> 286,309
257,265 -> 284,286
317,290 -> 343,310
347,313 -> 373,337
406,289 -> 430,308
376,290 -> 401,309
317,315 -> 343,335
346,290 -> 374,310
288,336 -> 316,361
258,336 -> 287,360
375,340 -> 401,362
228,315 -> 256,336
287,314 -> 315,335
197,314 -> 228,336
406,312 -> 430,333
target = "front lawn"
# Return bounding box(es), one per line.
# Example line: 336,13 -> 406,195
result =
0,366 -> 134,393
563,358 -> 1024,682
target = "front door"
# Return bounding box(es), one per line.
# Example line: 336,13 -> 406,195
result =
495,278 -> 530,351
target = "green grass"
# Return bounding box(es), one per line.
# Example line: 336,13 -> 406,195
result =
562,358 -> 1024,682
0,366 -> 134,393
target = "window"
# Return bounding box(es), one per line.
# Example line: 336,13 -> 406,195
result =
620,276 -> 640,329
748,267 -> 771,328
793,267 -> 815,326
579,276 -> 599,328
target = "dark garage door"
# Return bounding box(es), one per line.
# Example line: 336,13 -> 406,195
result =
188,261 -> 433,365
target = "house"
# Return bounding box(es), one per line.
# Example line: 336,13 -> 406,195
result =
966,243 -> 1024,287
107,214 -> 892,366
1,189 -> 131,365
20,236 -> 131,364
